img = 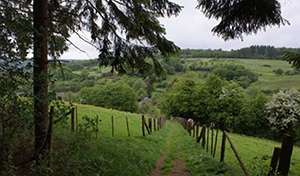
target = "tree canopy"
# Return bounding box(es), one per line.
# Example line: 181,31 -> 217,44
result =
197,0 -> 288,40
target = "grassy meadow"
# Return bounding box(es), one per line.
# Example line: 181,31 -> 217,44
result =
75,103 -> 145,138
185,58 -> 300,92
52,103 -> 168,176
191,127 -> 300,175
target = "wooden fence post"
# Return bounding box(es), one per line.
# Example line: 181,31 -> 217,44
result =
202,126 -> 206,148
213,127 -> 219,157
220,130 -> 226,162
277,135 -> 293,176
160,117 -> 162,128
95,115 -> 99,139
71,107 -> 75,134
111,115 -> 114,137
158,118 -> 161,130
268,147 -> 281,176
196,123 -> 199,139
154,118 -> 156,131
224,131 -> 250,176
211,127 -> 214,156
206,126 -> 209,152
75,106 -> 78,134
144,120 -> 151,135
192,124 -> 195,138
142,115 -> 145,136
47,106 -> 55,150
126,117 -> 130,137
148,118 -> 152,133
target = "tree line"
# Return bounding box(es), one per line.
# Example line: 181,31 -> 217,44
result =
181,46 -> 300,60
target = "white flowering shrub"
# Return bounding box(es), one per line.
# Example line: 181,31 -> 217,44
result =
266,89 -> 300,132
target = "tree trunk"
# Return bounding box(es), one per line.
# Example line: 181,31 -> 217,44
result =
0,115 -> 3,170
33,0 -> 49,157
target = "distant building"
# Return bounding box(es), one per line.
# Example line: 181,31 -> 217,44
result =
139,97 -> 152,104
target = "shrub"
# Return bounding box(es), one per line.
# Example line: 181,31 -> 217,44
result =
77,83 -> 138,112
273,68 -> 283,75
266,89 -> 300,133
213,64 -> 258,88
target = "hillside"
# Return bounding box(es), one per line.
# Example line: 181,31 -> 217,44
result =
184,58 -> 300,93
59,104 -> 300,175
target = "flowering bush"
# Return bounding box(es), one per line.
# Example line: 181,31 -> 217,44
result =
266,89 -> 300,132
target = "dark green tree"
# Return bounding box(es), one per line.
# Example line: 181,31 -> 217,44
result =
197,0 -> 288,40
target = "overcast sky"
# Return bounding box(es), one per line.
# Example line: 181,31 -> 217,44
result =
61,0 -> 300,59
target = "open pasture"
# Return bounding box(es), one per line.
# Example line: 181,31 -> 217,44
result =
185,58 -> 300,91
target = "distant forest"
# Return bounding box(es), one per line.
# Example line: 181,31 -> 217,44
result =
180,45 -> 300,60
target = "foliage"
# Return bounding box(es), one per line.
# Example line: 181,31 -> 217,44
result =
197,0 -> 288,40
78,115 -> 101,136
274,68 -> 283,75
165,79 -> 196,119
266,89 -> 300,133
137,88 -> 147,101
138,101 -> 151,114
132,79 -> 146,91
213,64 -> 258,88
77,83 -> 138,112
232,93 -> 269,137
180,46 -> 300,60
63,91 -> 75,102
283,51 -> 300,69
161,57 -> 184,74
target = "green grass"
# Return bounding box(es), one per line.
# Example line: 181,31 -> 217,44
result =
52,104 -> 237,176
170,122 -> 236,176
51,103 -> 170,176
75,103 -> 145,138
54,104 -> 300,175
184,58 -> 300,91
192,127 -> 300,175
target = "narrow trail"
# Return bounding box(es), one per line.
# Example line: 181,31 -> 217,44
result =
150,123 -> 190,176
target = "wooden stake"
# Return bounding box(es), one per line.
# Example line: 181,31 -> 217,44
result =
277,135 -> 293,176
142,115 -> 145,136
269,147 -> 281,176
211,127 -> 214,155
75,106 -> 78,134
206,126 -> 209,152
154,118 -> 156,131
95,115 -> 99,139
111,115 -> 114,137
126,116 -> 130,137
213,127 -> 219,157
220,130 -> 226,162
71,107 -> 75,134
202,126 -> 206,148
144,120 -> 151,135
196,123 -> 199,138
192,124 -> 195,138
224,131 -> 250,176
148,118 -> 152,133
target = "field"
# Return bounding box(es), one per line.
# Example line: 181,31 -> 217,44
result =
57,104 -> 300,175
54,103 -> 168,175
184,58 -> 300,92
56,104 -> 237,175
76,103 -> 144,137
191,126 -> 300,176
